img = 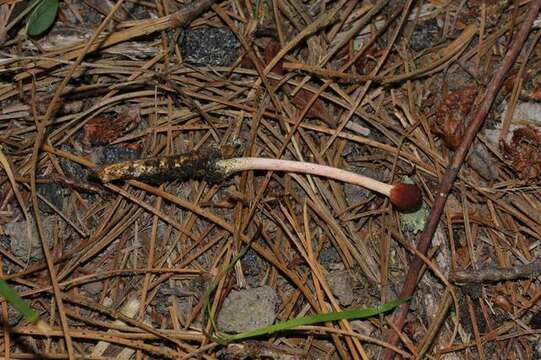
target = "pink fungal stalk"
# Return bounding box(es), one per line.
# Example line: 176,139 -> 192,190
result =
214,158 -> 422,211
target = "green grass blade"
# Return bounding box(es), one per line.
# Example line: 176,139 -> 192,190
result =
0,279 -> 39,323
204,245 -> 410,345
224,297 -> 409,342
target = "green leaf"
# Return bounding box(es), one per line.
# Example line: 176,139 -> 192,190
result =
204,245 -> 410,345
0,279 -> 39,323
26,0 -> 59,37
220,297 -> 410,344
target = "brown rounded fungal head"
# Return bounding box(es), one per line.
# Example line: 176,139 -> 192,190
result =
389,183 -> 422,211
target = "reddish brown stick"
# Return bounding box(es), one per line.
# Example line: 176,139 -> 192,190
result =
383,1 -> 541,358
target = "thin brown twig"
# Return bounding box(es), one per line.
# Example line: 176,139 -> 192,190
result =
415,288 -> 454,358
31,88 -> 77,359
383,1 -> 541,358
29,4 -> 127,357
466,295 -> 486,360
449,259 -> 541,283
318,0 -> 412,157
12,0 -> 219,82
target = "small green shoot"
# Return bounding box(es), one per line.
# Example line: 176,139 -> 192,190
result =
204,247 -> 410,345
0,279 -> 39,323
26,0 -> 59,37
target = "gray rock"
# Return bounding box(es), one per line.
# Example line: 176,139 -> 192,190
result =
326,271 -> 354,306
507,101 -> 541,125
91,146 -> 141,166
81,281 -> 103,296
241,249 -> 262,277
410,18 -> 440,52
469,145 -> 498,180
319,247 -> 341,265
350,319 -> 375,336
217,286 -> 278,333
4,217 -> 55,261
59,158 -> 87,180
38,182 -> 66,214
180,27 -> 240,67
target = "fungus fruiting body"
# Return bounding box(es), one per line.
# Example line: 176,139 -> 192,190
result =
92,152 -> 423,211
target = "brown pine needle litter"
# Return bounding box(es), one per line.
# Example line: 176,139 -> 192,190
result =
2,0 -> 541,358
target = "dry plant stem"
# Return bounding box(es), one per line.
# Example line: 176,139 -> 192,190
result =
11,327 -> 182,358
500,28 -> 541,141
296,326 -> 411,358
30,128 -> 76,359
466,295 -> 485,360
319,0 -> 413,156
43,0 -> 126,123
318,0 -> 388,65
283,22 -> 476,85
449,259 -> 541,283
212,5 -> 289,128
216,157 -> 393,195
14,0 -> 219,81
383,2 -> 541,358
416,289 -> 453,358
30,2 -> 126,358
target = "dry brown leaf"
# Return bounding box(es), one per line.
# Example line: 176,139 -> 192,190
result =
83,109 -> 138,146
503,125 -> 541,181
433,86 -> 478,149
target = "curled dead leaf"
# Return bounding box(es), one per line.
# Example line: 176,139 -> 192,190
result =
83,109 -> 139,146
433,86 -> 478,149
503,125 -> 541,181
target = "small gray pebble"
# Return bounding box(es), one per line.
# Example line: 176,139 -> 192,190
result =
241,249 -> 261,277
37,182 -> 66,214
59,145 -> 87,180
81,281 -> 103,296
217,286 -> 278,333
410,19 -> 440,52
91,146 -> 140,166
4,217 -> 55,261
326,271 -> 354,306
469,145 -> 498,180
180,27 -> 240,67
319,247 -> 341,265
